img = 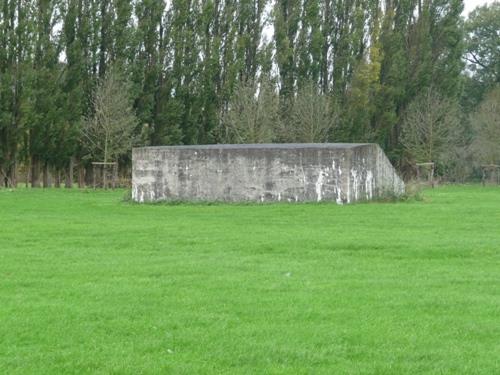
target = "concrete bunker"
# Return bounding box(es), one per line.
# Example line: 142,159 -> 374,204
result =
132,143 -> 404,203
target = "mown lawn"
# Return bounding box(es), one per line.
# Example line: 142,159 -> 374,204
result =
0,186 -> 499,374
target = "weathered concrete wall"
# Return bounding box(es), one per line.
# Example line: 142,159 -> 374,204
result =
132,143 -> 404,203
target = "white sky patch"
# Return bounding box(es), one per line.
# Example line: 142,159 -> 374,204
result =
463,0 -> 496,15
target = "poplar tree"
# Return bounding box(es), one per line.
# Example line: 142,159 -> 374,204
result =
0,0 -> 478,185
0,0 -> 31,187
134,0 -> 165,142
274,0 -> 300,99
26,0 -> 63,187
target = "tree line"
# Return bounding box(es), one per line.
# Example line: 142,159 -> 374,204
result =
0,0 -> 498,187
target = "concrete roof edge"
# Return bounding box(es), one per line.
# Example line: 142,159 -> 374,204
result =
133,143 -> 376,151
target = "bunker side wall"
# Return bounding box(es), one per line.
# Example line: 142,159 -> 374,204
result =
374,145 -> 405,197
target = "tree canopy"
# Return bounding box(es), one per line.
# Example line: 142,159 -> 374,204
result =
0,0 -> 498,186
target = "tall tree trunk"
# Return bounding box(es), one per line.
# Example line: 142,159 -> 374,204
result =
54,168 -> 61,188
77,159 -> 85,188
31,156 -> 41,188
25,160 -> 30,188
103,135 -> 108,189
8,161 -> 17,188
43,162 -> 50,188
84,164 -> 93,187
103,167 -> 108,189
2,163 -> 17,188
65,158 -> 73,188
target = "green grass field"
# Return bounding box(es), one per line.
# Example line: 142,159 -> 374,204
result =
0,186 -> 499,374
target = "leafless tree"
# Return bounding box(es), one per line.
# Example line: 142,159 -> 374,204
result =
401,88 -> 461,165
281,82 -> 338,143
220,79 -> 280,143
470,86 -> 500,165
81,67 -> 138,186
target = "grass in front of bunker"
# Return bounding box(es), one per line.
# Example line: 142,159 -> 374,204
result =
0,185 -> 499,374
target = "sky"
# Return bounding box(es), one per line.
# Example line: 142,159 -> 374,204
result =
463,0 -> 496,16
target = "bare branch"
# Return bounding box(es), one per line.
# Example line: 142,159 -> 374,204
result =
81,67 -> 138,162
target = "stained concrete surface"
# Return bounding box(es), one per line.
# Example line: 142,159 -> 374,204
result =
132,143 -> 404,203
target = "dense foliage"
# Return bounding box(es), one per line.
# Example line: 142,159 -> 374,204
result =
0,0 -> 498,187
